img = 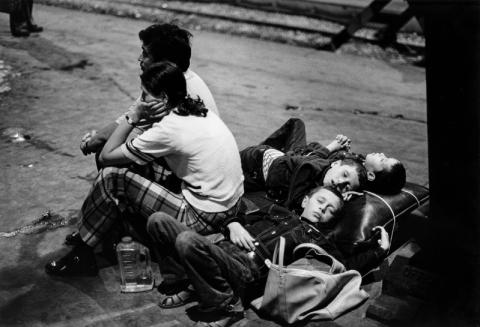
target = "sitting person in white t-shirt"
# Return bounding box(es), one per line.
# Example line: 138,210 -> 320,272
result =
46,61 -> 244,281
65,22 -> 220,251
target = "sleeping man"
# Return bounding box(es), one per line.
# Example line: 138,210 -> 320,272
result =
241,143 -> 368,210
242,118 -> 406,198
146,185 -> 390,327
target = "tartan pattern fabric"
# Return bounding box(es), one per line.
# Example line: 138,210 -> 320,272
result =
150,160 -> 172,183
262,148 -> 284,181
78,167 -> 239,247
134,159 -> 174,185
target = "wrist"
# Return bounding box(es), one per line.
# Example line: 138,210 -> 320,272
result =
227,221 -> 239,229
125,112 -> 139,126
226,221 -> 242,233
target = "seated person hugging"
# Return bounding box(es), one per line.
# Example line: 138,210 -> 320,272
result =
45,61 -> 243,277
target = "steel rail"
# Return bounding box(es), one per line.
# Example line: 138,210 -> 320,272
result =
94,0 -> 424,51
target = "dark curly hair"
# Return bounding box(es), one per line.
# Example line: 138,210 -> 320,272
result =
367,161 -> 406,195
139,23 -> 192,72
140,61 -> 208,117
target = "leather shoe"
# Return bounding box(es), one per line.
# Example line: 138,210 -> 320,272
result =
11,27 -> 30,37
28,24 -> 43,33
193,311 -> 244,327
45,246 -> 98,277
65,231 -> 82,246
192,297 -> 244,327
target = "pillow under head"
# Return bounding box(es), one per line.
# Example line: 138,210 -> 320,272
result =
328,182 -> 429,255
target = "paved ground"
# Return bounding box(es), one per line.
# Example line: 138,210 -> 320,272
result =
0,4 -> 427,326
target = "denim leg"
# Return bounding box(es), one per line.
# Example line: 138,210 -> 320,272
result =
175,231 -> 259,311
147,213 -> 191,282
240,145 -> 271,192
261,118 -> 307,152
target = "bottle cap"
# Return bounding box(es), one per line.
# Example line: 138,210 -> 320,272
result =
122,236 -> 133,243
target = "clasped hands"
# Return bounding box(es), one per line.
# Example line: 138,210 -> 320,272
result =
326,134 -> 351,153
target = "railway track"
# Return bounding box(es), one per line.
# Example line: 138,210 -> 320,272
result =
38,0 -> 425,53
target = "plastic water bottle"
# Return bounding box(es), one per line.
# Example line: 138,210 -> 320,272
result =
116,236 -> 154,293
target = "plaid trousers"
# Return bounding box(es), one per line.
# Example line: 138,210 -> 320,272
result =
78,166 -> 240,247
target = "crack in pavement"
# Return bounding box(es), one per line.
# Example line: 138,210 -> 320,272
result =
27,138 -> 76,158
107,76 -> 136,100
1,128 -> 76,158
352,108 -> 426,124
0,37 -> 89,72
59,59 -> 92,71
284,104 -> 426,124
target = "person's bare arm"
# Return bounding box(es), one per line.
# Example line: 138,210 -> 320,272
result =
98,99 -> 163,166
79,94 -> 169,156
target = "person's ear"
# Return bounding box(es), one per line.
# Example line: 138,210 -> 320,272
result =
161,92 -> 169,102
301,196 -> 309,209
331,160 -> 341,167
159,93 -> 170,107
367,171 -> 376,181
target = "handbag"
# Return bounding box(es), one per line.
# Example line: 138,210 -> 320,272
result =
251,237 -> 369,324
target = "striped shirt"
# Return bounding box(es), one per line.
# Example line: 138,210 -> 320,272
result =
262,148 -> 284,181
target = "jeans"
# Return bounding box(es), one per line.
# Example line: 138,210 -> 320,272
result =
240,118 -> 307,193
261,117 -> 307,152
147,213 -> 264,311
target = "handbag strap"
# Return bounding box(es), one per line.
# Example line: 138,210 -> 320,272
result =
293,243 -> 343,273
293,242 -> 329,257
278,236 -> 285,267
269,236 -> 286,267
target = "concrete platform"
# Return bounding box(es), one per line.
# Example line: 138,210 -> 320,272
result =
0,4 -> 426,326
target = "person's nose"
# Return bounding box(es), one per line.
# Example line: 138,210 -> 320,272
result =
336,180 -> 348,192
318,202 -> 327,213
138,53 -> 143,62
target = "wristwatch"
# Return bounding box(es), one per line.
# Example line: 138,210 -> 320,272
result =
125,113 -> 137,127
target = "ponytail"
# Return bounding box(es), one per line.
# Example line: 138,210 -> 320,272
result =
176,95 -> 208,117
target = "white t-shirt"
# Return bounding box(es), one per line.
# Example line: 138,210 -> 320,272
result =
185,69 -> 218,116
121,111 -> 244,212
